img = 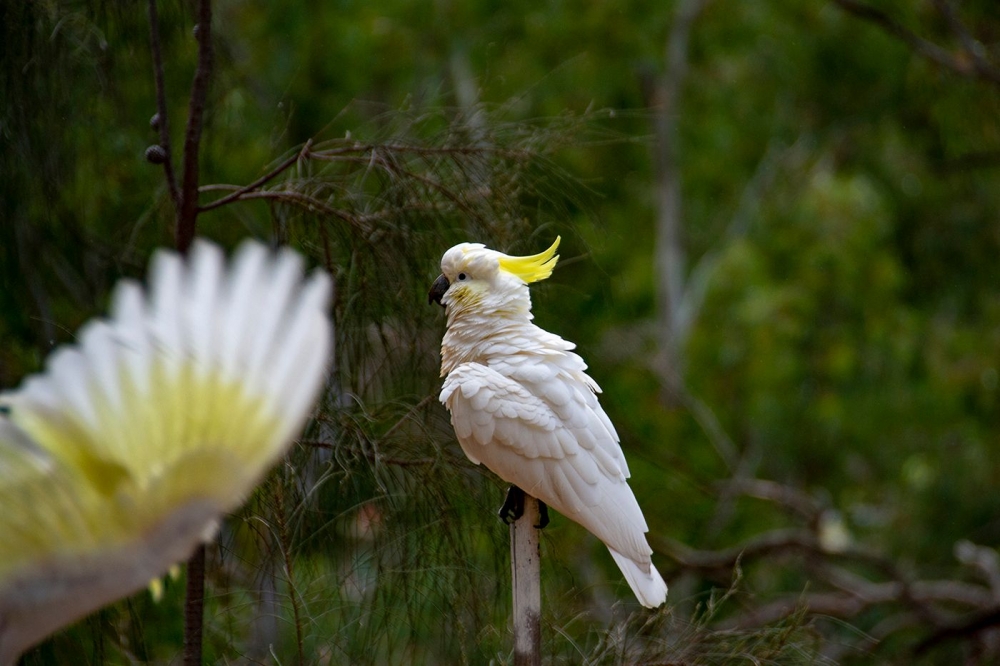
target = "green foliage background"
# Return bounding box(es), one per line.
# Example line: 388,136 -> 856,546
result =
2,0 -> 999,663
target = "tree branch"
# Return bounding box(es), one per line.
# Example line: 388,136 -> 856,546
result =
651,0 -> 711,390
177,0 -> 214,253
183,544 -> 206,666
916,606 -> 1000,655
831,0 -> 1000,86
209,190 -> 367,229
176,2 -> 213,663
932,0 -> 1000,85
146,0 -> 180,206
199,140 -> 313,212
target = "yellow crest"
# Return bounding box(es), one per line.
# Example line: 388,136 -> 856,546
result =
496,236 -> 561,283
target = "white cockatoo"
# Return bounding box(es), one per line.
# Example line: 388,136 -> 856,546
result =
0,239 -> 332,664
429,237 -> 667,608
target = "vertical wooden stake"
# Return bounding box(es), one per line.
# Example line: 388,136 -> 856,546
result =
511,495 -> 541,666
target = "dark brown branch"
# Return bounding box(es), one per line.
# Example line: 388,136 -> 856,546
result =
213,190 -> 366,228
183,544 -> 206,666
147,0 -> 180,206
199,140 -> 314,212
177,4 -> 213,664
932,0 -> 1000,85
651,529 -> 819,573
176,0 -> 214,253
831,0 -> 1000,86
936,150 -> 1000,173
916,606 -> 1000,655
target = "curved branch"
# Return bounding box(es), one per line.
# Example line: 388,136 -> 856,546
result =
146,0 -> 179,206
199,139 -> 313,212
831,0 -> 1000,86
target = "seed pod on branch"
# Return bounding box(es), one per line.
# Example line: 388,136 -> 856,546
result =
145,144 -> 167,164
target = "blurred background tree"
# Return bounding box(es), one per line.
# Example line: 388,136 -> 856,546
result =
2,0 -> 999,663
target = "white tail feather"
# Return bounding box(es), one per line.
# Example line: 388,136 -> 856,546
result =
608,548 -> 668,608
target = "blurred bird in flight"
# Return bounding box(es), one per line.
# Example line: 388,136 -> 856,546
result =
0,239 -> 332,664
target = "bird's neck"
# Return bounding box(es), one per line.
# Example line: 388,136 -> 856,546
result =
440,306 -> 531,376
439,293 -> 575,377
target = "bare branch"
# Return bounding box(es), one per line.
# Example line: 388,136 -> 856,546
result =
146,0 -> 179,206
716,478 -> 825,521
831,0 -> 1000,86
176,0 -> 214,253
916,606 -> 1000,655
955,540 -> 1000,600
672,387 -> 739,471
932,0 -> 1000,85
214,190 -> 368,229
183,544 -> 205,666
651,528 -> 819,573
199,139 -> 313,212
651,0 -> 712,390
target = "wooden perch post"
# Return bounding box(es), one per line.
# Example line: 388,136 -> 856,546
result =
510,495 -> 541,666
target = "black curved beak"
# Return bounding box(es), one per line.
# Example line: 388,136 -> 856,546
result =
428,274 -> 450,307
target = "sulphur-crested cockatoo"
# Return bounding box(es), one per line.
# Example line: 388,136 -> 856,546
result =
0,239 -> 331,664
429,237 -> 667,608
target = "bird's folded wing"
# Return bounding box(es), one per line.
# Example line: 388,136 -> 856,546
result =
441,361 -> 650,562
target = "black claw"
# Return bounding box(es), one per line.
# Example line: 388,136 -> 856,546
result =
498,486 -> 549,529
498,485 -> 525,524
535,501 -> 550,529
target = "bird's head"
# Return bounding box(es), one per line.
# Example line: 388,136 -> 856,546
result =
428,237 -> 560,315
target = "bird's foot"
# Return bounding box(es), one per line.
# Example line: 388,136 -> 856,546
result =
535,501 -> 549,529
499,485 -> 525,524
498,485 -> 550,529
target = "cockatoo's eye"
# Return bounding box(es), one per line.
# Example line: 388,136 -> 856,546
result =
458,273 -> 468,281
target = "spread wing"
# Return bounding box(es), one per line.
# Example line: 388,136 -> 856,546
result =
0,239 -> 332,662
440,360 -> 652,566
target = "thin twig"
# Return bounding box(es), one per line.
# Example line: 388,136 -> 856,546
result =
199,140 -> 314,212
299,440 -> 437,467
146,0 -> 179,206
371,150 -> 488,225
673,388 -> 739,471
215,190 -> 366,228
831,0 -> 1000,86
932,0 -> 1000,85
273,481 -> 305,666
309,142 -> 533,160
